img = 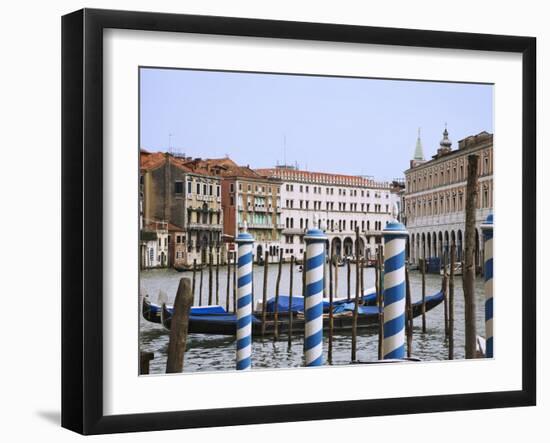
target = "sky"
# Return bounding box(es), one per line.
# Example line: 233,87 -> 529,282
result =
140,68 -> 493,181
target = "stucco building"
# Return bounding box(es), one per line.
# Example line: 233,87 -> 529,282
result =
184,158 -> 283,263
139,151 -> 223,267
256,166 -> 399,261
403,128 -> 493,269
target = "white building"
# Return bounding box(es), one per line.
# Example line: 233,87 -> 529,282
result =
256,166 -> 399,260
403,128 -> 493,269
140,220 -> 170,268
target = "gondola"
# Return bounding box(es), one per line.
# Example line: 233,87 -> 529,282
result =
142,288 -> 377,323
144,291 -> 444,337
141,297 -> 226,324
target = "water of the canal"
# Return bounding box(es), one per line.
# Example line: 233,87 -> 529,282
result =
139,263 -> 487,374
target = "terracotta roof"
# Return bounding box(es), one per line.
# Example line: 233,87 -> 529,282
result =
182,157 -> 267,180
143,220 -> 184,232
255,168 -> 390,189
140,151 -> 166,171
140,150 -> 194,174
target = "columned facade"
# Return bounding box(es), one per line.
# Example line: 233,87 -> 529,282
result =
256,166 -> 399,261
404,129 -> 493,270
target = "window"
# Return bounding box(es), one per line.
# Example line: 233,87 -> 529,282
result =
230,183 -> 234,193
187,180 -> 192,194
248,184 -> 251,192
174,181 -> 183,194
196,183 -> 201,194
230,196 -> 234,206
203,184 -> 207,195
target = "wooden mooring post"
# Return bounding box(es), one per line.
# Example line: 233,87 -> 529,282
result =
346,256 -> 351,301
377,246 -> 384,360
191,258 -> 197,303
232,252 -> 237,313
287,255 -> 295,347
226,253 -> 231,312
351,227 -> 360,362
448,243 -> 456,360
273,249 -> 283,340
140,352 -> 154,375
443,251 -> 449,338
421,252 -> 427,333
261,250 -> 270,337
208,248 -> 214,305
328,254 -> 334,364
199,254 -> 204,305
334,251 -> 339,298
300,250 -> 306,352
166,278 -> 193,373
405,265 -> 413,358
463,154 -> 479,359
215,250 -> 220,305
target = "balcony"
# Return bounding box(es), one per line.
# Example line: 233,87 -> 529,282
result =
238,222 -> 274,230
196,194 -> 216,203
282,228 -> 305,235
363,230 -> 382,236
187,223 -> 223,231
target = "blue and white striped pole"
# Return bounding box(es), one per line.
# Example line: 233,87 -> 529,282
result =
303,218 -> 327,366
481,214 -> 494,358
235,221 -> 254,370
382,219 -> 408,359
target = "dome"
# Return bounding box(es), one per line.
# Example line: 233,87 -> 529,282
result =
440,126 -> 452,148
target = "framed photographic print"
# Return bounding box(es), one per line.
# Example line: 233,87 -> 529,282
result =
61,8 -> 536,435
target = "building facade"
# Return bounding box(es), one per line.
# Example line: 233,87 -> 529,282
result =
403,128 -> 493,269
256,166 -> 399,261
139,151 -> 223,267
182,158 -> 283,263
140,220 -> 169,269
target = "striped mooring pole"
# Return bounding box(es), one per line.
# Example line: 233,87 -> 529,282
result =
235,221 -> 254,370
481,214 -> 494,358
382,219 -> 408,359
303,218 -> 327,366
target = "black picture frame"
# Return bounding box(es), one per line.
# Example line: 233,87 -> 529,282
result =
61,8 -> 536,435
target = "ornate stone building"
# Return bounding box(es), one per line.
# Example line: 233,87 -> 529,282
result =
139,151 -> 223,267
183,158 -> 283,263
256,166 -> 399,261
403,128 -> 493,269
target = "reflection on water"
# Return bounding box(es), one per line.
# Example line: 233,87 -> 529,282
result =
139,264 -> 486,374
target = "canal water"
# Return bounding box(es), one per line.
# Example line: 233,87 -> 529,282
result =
139,263 -> 487,374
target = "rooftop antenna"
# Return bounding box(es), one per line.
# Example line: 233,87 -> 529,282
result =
168,133 -> 173,154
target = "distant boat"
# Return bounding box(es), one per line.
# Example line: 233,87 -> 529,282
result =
440,263 -> 463,276
173,263 -> 206,272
